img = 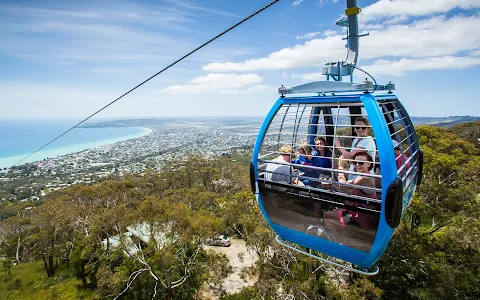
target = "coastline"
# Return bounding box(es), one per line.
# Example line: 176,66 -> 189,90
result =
0,127 -> 153,169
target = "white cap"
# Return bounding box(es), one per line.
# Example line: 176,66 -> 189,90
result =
392,139 -> 400,148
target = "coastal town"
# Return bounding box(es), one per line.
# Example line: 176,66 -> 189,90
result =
0,118 -> 261,202
2,114 -> 478,203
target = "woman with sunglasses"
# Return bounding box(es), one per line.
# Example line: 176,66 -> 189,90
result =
335,117 -> 377,180
335,152 -> 377,202
317,152 -> 378,251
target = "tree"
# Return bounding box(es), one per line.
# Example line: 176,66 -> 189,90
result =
365,124 -> 480,299
0,202 -> 35,264
95,195 -> 232,299
449,120 -> 480,149
28,198 -> 74,277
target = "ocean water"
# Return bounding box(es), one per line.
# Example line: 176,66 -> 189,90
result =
0,120 -> 151,168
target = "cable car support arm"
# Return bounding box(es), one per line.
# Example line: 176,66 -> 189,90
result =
278,0 -> 395,96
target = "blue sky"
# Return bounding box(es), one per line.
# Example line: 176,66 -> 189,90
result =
1,0 -> 479,120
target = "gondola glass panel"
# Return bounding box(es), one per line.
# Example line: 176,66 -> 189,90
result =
252,94 -> 422,268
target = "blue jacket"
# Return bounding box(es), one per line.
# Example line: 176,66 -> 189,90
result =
293,155 -> 316,185
311,149 -> 332,170
294,149 -> 333,185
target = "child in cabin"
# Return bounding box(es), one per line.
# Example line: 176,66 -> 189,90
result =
293,142 -> 316,186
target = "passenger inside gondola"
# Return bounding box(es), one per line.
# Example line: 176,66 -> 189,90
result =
335,117 -> 377,180
312,136 -> 332,175
318,151 -> 378,252
292,142 -> 316,186
264,145 -> 304,187
393,139 -> 410,173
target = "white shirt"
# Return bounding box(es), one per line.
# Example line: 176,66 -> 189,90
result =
265,156 -> 293,184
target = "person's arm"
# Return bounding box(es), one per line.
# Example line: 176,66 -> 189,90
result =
334,176 -> 371,194
279,166 -> 304,186
293,178 -> 305,186
352,176 -> 375,194
335,138 -> 351,158
337,163 -> 347,183
334,173 -> 350,193
324,164 -> 349,192
344,148 -> 366,159
336,138 -> 364,159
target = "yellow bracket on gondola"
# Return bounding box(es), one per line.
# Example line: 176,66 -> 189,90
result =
345,6 -> 361,16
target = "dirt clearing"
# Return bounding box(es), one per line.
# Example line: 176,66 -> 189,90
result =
201,238 -> 258,299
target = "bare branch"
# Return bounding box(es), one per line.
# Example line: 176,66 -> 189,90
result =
424,217 -> 437,233
424,223 -> 450,235
152,281 -> 158,299
113,268 -> 147,300
171,274 -> 189,289
135,251 -> 166,289
300,290 -> 312,300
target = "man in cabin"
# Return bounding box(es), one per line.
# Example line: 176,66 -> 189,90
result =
393,139 -> 410,171
264,145 -> 304,187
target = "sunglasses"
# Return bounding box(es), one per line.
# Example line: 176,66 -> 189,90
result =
355,126 -> 368,130
353,161 -> 367,166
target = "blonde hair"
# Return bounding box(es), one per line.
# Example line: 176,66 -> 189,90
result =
298,142 -> 312,156
279,145 -> 293,154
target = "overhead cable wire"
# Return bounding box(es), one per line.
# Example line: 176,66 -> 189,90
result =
354,66 -> 377,93
14,0 -> 281,166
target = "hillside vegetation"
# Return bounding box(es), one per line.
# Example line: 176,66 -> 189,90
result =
1,122 -> 480,299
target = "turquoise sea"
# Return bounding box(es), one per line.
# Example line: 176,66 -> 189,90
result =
0,120 -> 151,169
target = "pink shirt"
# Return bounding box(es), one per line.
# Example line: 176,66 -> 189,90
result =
396,154 -> 410,171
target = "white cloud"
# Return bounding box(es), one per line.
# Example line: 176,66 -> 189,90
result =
163,73 -> 263,94
299,72 -> 324,81
0,1 -> 245,69
189,73 -> 261,85
220,84 -> 276,94
361,16 -> 480,59
296,29 -> 337,39
362,0 -> 480,22
0,3 -> 194,67
203,36 -> 346,72
202,15 -> 480,73
323,29 -> 338,36
362,23 -> 385,30
296,31 -> 322,40
471,50 -> 480,56
293,0 -> 304,6
362,56 -> 480,76
297,56 -> 480,79
162,0 -> 240,17
383,15 -> 409,24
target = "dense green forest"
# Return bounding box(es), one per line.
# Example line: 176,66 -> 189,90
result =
1,121 -> 479,299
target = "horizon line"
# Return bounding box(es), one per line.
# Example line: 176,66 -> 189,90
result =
0,115 -> 479,121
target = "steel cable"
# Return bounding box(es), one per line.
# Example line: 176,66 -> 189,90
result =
14,0 -> 281,166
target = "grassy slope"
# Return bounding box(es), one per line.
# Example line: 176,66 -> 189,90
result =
0,260 -> 97,300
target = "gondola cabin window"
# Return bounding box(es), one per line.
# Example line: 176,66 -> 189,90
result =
257,102 -> 382,252
377,98 -> 420,216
